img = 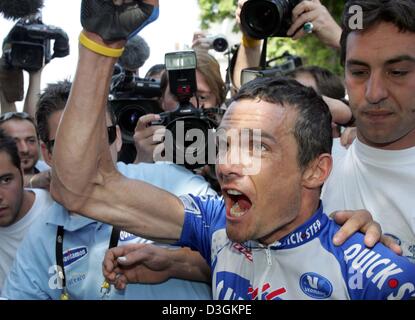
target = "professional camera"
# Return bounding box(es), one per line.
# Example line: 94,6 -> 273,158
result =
240,0 -> 302,39
2,15 -> 69,72
241,51 -> 302,85
205,34 -> 229,52
152,51 -> 218,170
109,67 -> 162,141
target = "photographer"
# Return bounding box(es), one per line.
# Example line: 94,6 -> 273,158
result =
232,0 -> 341,90
133,49 -> 226,165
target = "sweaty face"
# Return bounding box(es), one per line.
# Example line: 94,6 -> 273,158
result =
0,119 -> 39,173
216,99 -> 303,244
161,70 -> 218,111
0,151 -> 24,227
345,22 -> 415,150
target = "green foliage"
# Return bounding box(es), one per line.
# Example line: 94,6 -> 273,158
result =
198,0 -> 345,75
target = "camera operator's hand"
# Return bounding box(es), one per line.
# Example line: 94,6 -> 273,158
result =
232,0 -> 263,90
81,0 -> 159,42
287,0 -> 341,49
192,31 -> 210,51
133,113 -> 165,164
322,96 -> 352,125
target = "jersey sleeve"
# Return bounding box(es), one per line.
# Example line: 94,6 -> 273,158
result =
323,221 -> 415,300
175,195 -> 226,266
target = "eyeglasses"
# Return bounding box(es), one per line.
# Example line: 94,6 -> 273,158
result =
0,111 -> 34,124
46,125 -> 117,151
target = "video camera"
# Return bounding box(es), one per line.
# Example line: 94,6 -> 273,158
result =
241,51 -> 302,85
2,14 -> 69,72
109,66 -> 162,141
152,51 -> 218,170
240,0 -> 303,39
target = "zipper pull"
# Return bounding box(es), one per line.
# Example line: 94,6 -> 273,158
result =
266,247 -> 272,266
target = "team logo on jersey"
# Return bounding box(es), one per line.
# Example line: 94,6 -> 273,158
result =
63,246 -> 88,267
215,272 -> 251,300
119,231 -> 137,242
248,283 -> 287,300
300,272 -> 333,299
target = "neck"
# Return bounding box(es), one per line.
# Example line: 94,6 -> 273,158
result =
357,128 -> 415,150
259,190 -> 320,245
15,190 -> 35,223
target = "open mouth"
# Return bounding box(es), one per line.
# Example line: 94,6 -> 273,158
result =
225,189 -> 253,218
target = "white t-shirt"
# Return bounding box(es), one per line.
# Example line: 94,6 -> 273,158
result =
322,138 -> 415,262
0,189 -> 53,290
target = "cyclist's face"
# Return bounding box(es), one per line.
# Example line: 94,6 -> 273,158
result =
217,99 -> 305,244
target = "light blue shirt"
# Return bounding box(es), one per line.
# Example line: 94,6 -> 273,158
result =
2,162 -> 216,300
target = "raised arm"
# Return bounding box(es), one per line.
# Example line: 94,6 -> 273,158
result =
51,0 -> 183,243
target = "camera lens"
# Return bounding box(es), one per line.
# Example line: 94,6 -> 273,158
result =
118,105 -> 148,136
240,0 -> 298,39
212,37 -> 228,52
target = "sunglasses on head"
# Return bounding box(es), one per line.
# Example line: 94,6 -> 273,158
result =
46,125 -> 117,150
0,111 -> 33,123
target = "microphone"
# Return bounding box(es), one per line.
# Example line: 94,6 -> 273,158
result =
0,0 -> 44,20
118,35 -> 150,71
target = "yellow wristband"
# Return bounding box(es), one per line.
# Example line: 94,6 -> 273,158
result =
241,33 -> 262,48
79,32 -> 125,58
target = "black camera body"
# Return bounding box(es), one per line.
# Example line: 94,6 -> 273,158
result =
153,51 -> 218,170
241,51 -> 303,85
240,0 -> 303,39
3,16 -> 69,72
109,68 -> 162,163
109,68 -> 162,141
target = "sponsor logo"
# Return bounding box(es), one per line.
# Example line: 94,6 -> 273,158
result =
248,283 -> 286,300
285,219 -> 322,246
63,246 -> 88,267
215,272 -> 251,300
67,272 -> 87,287
299,272 -> 333,299
119,231 -> 137,242
233,243 -> 253,262
344,244 -> 403,290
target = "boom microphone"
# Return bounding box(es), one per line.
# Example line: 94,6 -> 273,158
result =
0,0 -> 44,20
118,35 -> 150,71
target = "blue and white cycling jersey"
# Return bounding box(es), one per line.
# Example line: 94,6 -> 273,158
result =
178,195 -> 415,300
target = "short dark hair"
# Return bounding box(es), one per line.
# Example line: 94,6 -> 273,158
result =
232,77 -> 332,169
0,128 -> 21,170
288,66 -> 346,100
36,80 -> 71,144
145,64 -> 165,80
340,0 -> 415,65
36,80 -> 117,146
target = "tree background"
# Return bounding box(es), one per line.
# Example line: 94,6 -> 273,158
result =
198,0 -> 344,75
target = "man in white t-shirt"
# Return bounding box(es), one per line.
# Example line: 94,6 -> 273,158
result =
0,130 -> 53,290
322,0 -> 415,262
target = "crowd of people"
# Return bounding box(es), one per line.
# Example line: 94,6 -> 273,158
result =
0,0 -> 414,300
